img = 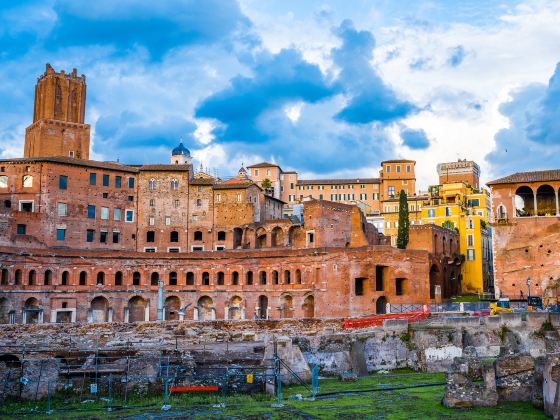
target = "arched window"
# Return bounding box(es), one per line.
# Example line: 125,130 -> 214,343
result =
115,271 -> 123,286
202,272 -> 210,286
232,271 -> 239,285
151,272 -> 159,286
246,271 -> 253,285
79,271 -> 87,285
536,185 -> 556,216
96,272 -> 105,285
148,179 -> 156,190
170,179 -> 179,190
496,205 -> 507,220
61,271 -> 69,286
133,271 -> 141,286
196,198 -> 202,207
44,270 -> 52,286
28,270 -> 36,285
186,272 -> 194,285
15,269 -> 22,285
284,270 -> 291,285
260,271 -> 267,285
217,271 -> 224,285
22,175 -> 33,188
1,269 -> 8,285
272,270 -> 279,285
170,231 -> 179,242
194,231 -> 203,241
169,272 -> 177,286
296,269 -> 302,284
514,186 -> 535,217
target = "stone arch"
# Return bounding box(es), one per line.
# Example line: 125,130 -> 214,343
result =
150,272 -> 159,286
165,296 -> 181,320
536,184 -> 556,216
302,295 -> 315,318
233,228 -> 243,249
376,296 -> 387,314
295,269 -> 302,284
271,227 -> 284,247
0,297 -> 11,323
229,296 -> 243,320
1,269 -> 8,285
515,186 -> 535,217
28,270 -> 36,285
169,271 -> 177,286
90,296 -> 109,323
288,226 -> 298,246
197,296 -> 214,321
128,296 -> 147,322
284,270 -> 291,285
257,295 -> 268,319
429,264 -> 440,300
256,227 -> 267,249
96,272 -> 105,285
14,269 -> 21,285
243,227 -> 255,249
280,294 -> 294,318
44,270 -> 52,285
61,270 -> 70,286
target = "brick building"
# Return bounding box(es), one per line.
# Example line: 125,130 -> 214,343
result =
0,64 -> 463,324
488,170 -> 560,300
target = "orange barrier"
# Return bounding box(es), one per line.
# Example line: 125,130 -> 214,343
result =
343,306 -> 430,330
168,385 -> 219,392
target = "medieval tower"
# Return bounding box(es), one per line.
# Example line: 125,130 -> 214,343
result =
24,63 -> 90,159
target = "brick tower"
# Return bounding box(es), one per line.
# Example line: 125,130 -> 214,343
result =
24,63 -> 90,159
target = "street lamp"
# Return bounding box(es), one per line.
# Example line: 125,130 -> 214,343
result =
526,277 -> 531,299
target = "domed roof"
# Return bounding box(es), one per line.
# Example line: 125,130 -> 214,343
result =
172,142 -> 190,156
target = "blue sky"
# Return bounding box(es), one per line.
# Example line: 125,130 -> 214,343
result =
1,0 -> 560,188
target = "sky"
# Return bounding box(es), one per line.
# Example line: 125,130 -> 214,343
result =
1,0 -> 560,189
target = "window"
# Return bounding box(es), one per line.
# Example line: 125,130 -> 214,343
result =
186,272 -> 195,285
86,229 -> 94,242
125,209 -> 134,222
194,231 -> 202,241
170,231 -> 179,242
149,217 -> 155,226
396,278 -> 406,296
22,175 -> 33,188
467,249 -> 476,261
101,206 -> 109,220
467,234 -> 474,247
16,224 -> 26,235
360,193 -> 367,200
202,272 -> 210,285
355,278 -> 366,296
145,248 -> 156,253
170,179 -> 179,190
428,209 -> 435,218
112,231 -> 120,243
79,271 -> 87,285
197,185 -> 203,192
133,272 -> 141,285
115,176 -> 121,188
217,271 -> 225,285
147,231 -> 155,242
406,165 -> 411,172
57,202 -> 67,216
386,165 -> 391,173
165,216 -> 171,226
100,231 -> 108,243
388,186 -> 395,197
396,165 -> 401,173
254,169 -> 259,176
102,174 -> 109,187
114,208 -> 121,221
307,231 -> 314,244
290,183 -> 294,189
89,173 -> 97,185
445,207 -> 451,217
174,199 -> 180,208
237,193 -> 242,202
115,271 -> 123,286
169,272 -> 177,286
87,205 -> 96,219
0,176 -> 6,188
217,231 -> 226,241
149,179 -> 156,190
128,177 -> 135,188
61,271 -> 69,286
128,195 -> 134,202
196,198 -> 202,207
56,228 -> 65,240
232,271 -> 239,285
375,266 -> 385,291
246,271 -> 253,285
373,193 -> 379,200
319,194 -> 323,200
168,247 -> 180,252
468,198 -> 480,207
58,175 -> 68,190
216,194 -> 221,202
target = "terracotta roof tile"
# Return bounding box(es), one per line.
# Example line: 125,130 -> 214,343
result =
487,170 -> 560,185
0,156 -> 140,173
137,164 -> 192,172
298,178 -> 380,185
247,161 -> 280,168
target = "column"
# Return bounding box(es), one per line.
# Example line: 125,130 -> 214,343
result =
555,190 -> 559,216
211,307 -> 216,320
71,309 -> 76,323
144,302 -> 150,321
534,194 -> 538,216
241,306 -> 246,320
38,310 -> 44,323
108,307 -> 113,323
50,310 -> 57,323
22,310 -> 27,324
224,307 -> 229,320
193,307 -> 199,320
87,308 -> 93,323
123,307 -> 129,323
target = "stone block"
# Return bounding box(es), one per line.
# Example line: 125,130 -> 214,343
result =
443,316 -> 481,327
499,312 -> 523,328
526,312 -> 549,329
382,318 -> 408,330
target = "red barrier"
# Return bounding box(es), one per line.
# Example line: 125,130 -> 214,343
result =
343,306 -> 430,330
168,385 -> 219,392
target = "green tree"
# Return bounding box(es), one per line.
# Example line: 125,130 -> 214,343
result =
396,190 -> 410,249
261,178 -> 272,190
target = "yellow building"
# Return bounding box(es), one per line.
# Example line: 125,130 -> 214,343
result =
421,182 -> 493,294
380,195 -> 426,246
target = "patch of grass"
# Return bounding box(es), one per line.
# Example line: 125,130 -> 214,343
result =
452,294 -> 482,303
498,324 -> 510,343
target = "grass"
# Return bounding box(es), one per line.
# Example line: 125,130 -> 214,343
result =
451,294 -> 483,303
0,371 -> 547,419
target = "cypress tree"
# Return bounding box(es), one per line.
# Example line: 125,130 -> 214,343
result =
396,189 -> 410,249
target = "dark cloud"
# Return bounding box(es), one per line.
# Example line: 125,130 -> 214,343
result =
333,20 -> 417,124
195,48 -> 336,142
401,128 -> 430,149
486,63 -> 560,177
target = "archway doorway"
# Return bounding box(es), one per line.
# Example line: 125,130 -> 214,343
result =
197,296 -> 214,320
376,296 -> 387,314
165,296 -> 181,320
128,296 -> 147,322
302,295 -> 315,318
90,296 -> 109,323
258,295 -> 268,319
229,296 -> 243,320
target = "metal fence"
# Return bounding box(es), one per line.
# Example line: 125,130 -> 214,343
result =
389,301 -> 528,314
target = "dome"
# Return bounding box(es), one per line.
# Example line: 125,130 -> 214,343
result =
171,142 -> 190,156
